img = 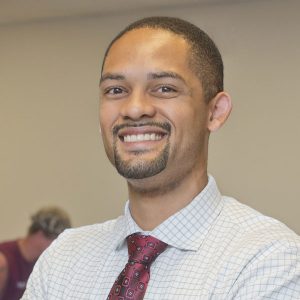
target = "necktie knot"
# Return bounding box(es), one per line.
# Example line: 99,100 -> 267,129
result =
127,234 -> 168,266
108,234 -> 167,299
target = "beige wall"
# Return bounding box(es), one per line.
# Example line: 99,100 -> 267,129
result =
1,0 -> 299,240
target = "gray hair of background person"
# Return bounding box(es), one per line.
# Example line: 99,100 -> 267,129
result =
28,207 -> 71,239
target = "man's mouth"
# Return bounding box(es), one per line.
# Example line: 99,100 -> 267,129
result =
123,133 -> 164,143
113,122 -> 171,145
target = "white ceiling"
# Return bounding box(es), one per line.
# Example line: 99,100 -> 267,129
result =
0,0 -> 248,25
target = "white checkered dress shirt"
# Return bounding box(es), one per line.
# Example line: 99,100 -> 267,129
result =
22,176 -> 300,299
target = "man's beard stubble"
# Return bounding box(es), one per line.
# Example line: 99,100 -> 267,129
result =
114,143 -> 170,179
112,122 -> 171,179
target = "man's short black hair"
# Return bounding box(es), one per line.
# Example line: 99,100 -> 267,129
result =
101,16 -> 223,102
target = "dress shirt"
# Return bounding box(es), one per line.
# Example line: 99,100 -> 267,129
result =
22,176 -> 300,299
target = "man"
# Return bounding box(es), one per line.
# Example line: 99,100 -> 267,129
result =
0,207 -> 71,300
22,17 -> 300,299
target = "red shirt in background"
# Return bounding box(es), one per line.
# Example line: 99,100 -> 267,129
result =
0,240 -> 35,300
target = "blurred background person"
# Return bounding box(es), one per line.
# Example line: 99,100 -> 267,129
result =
0,206 -> 71,300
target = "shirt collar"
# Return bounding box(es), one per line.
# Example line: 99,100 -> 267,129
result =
114,175 -> 223,251
113,206 -> 143,251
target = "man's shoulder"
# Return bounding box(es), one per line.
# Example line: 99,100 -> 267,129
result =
216,197 -> 300,299
219,196 -> 300,250
46,216 -> 124,256
22,216 -> 127,298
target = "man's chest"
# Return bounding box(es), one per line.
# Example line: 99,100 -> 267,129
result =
46,247 -> 238,300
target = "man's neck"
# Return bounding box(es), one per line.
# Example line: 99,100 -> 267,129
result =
127,170 -> 208,231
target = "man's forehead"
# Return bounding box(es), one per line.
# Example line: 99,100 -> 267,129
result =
100,27 -> 198,87
103,28 -> 189,70
107,27 -> 187,56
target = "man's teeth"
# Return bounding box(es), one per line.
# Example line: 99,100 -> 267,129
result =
123,133 -> 163,142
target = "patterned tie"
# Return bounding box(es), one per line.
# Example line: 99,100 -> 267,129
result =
107,234 -> 168,300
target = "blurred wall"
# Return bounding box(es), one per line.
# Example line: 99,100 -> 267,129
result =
0,0 -> 299,239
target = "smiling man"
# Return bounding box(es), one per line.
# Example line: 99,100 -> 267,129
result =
22,17 -> 300,300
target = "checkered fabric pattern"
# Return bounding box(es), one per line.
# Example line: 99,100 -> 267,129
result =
22,176 -> 300,299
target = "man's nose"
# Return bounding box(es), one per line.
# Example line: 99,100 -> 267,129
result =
120,90 -> 156,120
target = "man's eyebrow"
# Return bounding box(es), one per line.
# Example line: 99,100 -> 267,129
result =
100,73 -> 125,84
147,71 -> 186,83
100,71 -> 186,84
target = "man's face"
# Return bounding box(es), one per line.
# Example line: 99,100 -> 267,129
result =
99,28 -> 210,185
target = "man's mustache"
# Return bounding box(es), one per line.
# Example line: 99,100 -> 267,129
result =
113,122 -> 171,136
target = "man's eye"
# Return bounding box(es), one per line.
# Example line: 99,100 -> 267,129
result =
152,85 -> 178,98
159,86 -> 176,93
105,87 -> 124,95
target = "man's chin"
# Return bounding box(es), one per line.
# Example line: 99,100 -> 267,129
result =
113,141 -> 170,180
116,163 -> 165,180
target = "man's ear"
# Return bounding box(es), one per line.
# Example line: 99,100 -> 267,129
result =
207,92 -> 232,132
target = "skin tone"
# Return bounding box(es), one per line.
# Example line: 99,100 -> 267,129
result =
99,28 -> 232,231
0,231 -> 53,297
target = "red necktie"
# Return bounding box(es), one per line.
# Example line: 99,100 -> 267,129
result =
107,234 -> 168,300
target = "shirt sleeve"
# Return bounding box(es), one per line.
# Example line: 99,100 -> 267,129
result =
227,242 -> 300,299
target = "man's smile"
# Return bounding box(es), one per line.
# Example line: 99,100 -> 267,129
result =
123,133 -> 164,143
116,124 -> 170,152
